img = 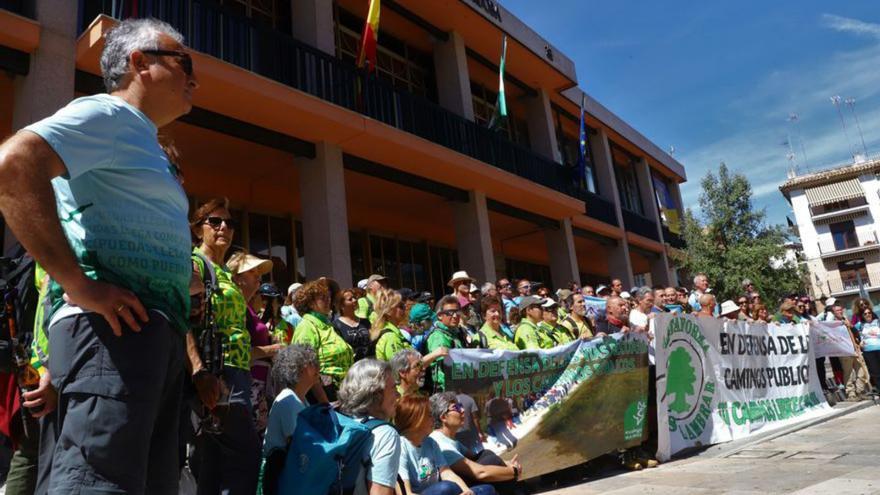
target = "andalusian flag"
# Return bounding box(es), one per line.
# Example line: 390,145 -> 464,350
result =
488,35 -> 508,131
357,0 -> 381,72
576,92 -> 588,188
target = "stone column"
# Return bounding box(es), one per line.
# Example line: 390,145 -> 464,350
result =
298,142 -> 353,287
291,0 -> 336,55
587,129 -> 634,286
433,31 -> 474,121
6,0 -> 77,252
525,88 -> 561,162
453,191 -> 496,283
544,218 -> 580,288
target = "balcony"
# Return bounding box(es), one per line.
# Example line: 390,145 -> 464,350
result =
825,270 -> 880,297
0,0 -> 32,17
819,231 -> 880,260
622,209 -> 659,241
811,203 -> 871,225
583,192 -> 618,227
662,225 -> 686,249
79,0 -> 591,204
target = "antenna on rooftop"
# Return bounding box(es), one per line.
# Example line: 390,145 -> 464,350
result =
787,113 -> 810,171
845,97 -> 869,160
783,136 -> 797,178
668,145 -> 676,156
831,95 -> 858,163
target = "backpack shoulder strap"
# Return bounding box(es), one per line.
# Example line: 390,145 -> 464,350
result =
478,330 -> 487,349
191,251 -> 217,290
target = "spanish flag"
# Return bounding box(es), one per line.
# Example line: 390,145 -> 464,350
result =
356,0 -> 381,73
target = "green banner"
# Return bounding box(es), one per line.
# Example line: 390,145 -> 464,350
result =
442,333 -> 650,477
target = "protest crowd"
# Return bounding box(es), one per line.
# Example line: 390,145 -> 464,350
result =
0,18 -> 874,495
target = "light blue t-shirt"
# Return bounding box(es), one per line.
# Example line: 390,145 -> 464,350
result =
263,389 -> 307,455
428,431 -> 466,467
858,320 -> 880,353
364,421 -> 401,490
398,436 -> 448,493
24,94 -> 191,332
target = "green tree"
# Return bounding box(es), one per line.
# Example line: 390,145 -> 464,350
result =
666,347 -> 697,413
676,163 -> 803,306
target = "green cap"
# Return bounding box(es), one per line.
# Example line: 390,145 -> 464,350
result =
409,303 -> 435,323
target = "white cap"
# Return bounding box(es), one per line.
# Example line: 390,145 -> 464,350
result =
469,283 -> 479,293
620,291 -> 632,300
356,279 -> 368,290
825,297 -> 837,307
541,297 -> 558,308
287,282 -> 303,297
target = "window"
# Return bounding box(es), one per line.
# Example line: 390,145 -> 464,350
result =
247,212 -> 294,290
505,259 -> 553,290
829,220 -> 858,251
553,107 -> 597,194
839,259 -> 868,291
220,0 -> 291,33
471,81 -> 530,147
350,231 -> 368,285
429,245 -> 459,297
612,145 -> 643,215
334,7 -> 436,99
360,233 -> 444,294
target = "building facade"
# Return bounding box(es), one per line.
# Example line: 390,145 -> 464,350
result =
0,0 -> 687,296
781,158 -> 880,306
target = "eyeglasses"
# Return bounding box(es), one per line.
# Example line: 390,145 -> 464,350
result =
447,403 -> 464,414
737,300 -> 748,305
438,309 -> 460,317
203,216 -> 236,230
499,283 -> 511,289
141,49 -> 193,76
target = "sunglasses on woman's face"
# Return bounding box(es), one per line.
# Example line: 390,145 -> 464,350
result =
447,403 -> 464,414
203,216 -> 235,230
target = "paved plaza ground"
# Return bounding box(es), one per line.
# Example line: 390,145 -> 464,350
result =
541,402 -> 880,495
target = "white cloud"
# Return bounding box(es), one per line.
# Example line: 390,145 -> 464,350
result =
822,13 -> 880,39
678,13 -> 880,223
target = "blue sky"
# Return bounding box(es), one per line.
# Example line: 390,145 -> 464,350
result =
501,0 -> 880,226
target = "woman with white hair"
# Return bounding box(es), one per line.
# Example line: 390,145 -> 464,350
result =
263,345 -> 318,455
337,359 -> 402,495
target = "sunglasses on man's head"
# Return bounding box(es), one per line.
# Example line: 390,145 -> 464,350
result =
203,216 -> 235,230
141,49 -> 193,76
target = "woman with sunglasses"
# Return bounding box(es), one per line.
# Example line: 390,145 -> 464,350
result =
396,395 -> 496,495
737,297 -> 753,322
856,308 -> 880,390
429,392 -> 521,495
189,198 -> 261,493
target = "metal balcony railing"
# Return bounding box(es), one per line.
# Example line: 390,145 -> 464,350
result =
582,192 -> 618,226
826,270 -> 880,295
622,209 -> 659,241
819,231 -> 880,256
662,225 -> 686,249
79,0 -> 593,203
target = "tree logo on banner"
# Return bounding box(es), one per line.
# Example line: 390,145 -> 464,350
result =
660,317 -> 716,440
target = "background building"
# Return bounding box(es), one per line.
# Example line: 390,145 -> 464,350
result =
781,158 -> 880,306
0,0 -> 687,295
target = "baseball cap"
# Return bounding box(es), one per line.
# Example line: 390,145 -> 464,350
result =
518,295 -> 543,310
258,283 -> 282,298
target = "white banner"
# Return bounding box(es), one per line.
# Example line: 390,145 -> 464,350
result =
655,314 -> 832,461
811,321 -> 857,359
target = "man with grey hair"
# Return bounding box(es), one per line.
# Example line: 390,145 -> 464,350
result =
480,282 -> 497,298
0,17 -> 198,494
338,359 -> 401,495
390,348 -> 425,397
688,273 -> 710,312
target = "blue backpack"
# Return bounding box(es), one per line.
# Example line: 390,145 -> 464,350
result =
275,404 -> 389,495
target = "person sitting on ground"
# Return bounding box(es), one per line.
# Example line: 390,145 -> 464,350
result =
477,296 -> 518,351
395,395 -> 496,495
561,292 -> 595,340
429,392 -> 521,495
514,296 -> 555,350
392,348 -> 427,397
337,359 -> 402,495
539,299 -> 574,345
291,278 -> 353,402
263,344 -> 318,456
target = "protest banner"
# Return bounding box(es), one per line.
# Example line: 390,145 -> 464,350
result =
811,321 -> 857,359
443,333 -> 649,477
655,314 -> 832,461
